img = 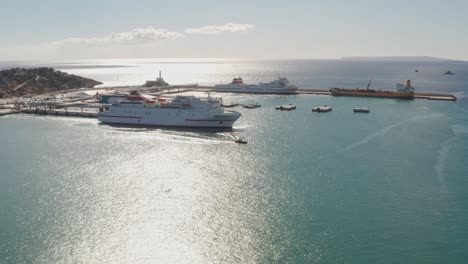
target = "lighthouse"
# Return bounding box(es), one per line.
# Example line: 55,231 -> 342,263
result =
144,70 -> 169,87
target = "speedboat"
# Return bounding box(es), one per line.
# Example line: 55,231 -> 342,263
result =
234,139 -> 248,144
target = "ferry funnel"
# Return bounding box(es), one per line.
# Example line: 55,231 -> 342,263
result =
406,80 -> 411,87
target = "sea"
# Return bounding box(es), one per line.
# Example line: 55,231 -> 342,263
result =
1,59 -> 468,264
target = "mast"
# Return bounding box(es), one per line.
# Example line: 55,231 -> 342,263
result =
367,80 -> 372,90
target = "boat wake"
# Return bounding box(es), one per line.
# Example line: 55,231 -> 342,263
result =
434,138 -> 455,197
453,91 -> 465,100
338,113 -> 443,153
157,130 -> 235,144
218,132 -> 237,141
451,123 -> 468,136
433,124 -> 468,201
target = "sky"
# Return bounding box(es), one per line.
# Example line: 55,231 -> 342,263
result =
1,0 -> 468,61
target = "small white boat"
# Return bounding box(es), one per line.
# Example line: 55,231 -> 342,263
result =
243,103 -> 261,109
275,104 -> 296,111
312,105 -> 332,112
353,107 -> 370,113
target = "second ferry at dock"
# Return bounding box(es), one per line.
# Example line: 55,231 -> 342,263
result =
97,91 -> 241,128
330,80 -> 415,99
214,77 -> 298,94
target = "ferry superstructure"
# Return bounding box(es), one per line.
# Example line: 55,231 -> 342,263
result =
214,77 -> 298,94
330,80 -> 415,99
97,91 -> 241,128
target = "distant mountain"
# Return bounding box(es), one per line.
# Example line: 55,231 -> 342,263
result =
341,56 -> 459,62
0,67 -> 102,98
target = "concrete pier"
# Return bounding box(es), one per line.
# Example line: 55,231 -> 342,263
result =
22,109 -> 98,118
414,92 -> 457,101
0,109 -> 21,116
197,87 -> 457,101
0,83 -> 457,122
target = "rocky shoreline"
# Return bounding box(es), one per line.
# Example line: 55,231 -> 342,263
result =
0,67 -> 102,98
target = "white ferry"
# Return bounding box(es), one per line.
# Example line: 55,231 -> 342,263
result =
214,77 -> 298,94
97,91 -> 241,128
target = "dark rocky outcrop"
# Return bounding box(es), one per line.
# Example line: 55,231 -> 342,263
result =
0,67 -> 102,98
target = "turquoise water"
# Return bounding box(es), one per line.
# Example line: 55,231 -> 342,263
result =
1,91 -> 468,263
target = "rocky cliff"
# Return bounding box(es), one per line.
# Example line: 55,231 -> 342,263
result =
0,67 -> 103,98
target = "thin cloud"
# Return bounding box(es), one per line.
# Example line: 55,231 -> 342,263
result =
52,27 -> 184,46
185,22 -> 255,35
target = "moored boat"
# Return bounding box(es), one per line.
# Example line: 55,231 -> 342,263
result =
275,104 -> 296,111
312,105 -> 332,112
243,103 -> 261,109
353,107 -> 370,113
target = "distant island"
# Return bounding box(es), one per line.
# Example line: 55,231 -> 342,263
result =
0,67 -> 102,98
341,56 -> 459,62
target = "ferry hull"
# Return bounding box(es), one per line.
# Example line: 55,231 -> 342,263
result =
97,110 -> 241,128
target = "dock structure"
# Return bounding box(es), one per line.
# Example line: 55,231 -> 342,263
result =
297,89 -> 456,101
15,100 -> 112,118
296,89 -> 330,95
144,84 -> 201,94
22,109 -> 98,118
0,82 -> 458,121
414,93 -> 457,101
85,84 -> 460,102
0,109 -> 21,116
427,96 -> 456,101
197,87 -> 457,101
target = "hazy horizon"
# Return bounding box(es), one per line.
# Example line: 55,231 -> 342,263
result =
2,0 -> 468,61
1,56 -> 466,65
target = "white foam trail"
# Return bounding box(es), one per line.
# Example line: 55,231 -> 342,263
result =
339,113 -> 443,153
451,124 -> 468,136
433,123 -> 468,197
453,91 -> 465,99
434,138 -> 454,196
233,124 -> 249,130
339,120 -> 405,153
103,126 -> 232,144
157,133 -> 228,144
217,132 -> 237,140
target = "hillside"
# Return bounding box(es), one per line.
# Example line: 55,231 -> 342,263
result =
0,67 -> 102,98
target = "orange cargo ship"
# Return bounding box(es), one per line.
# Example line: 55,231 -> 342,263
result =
330,80 -> 415,99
